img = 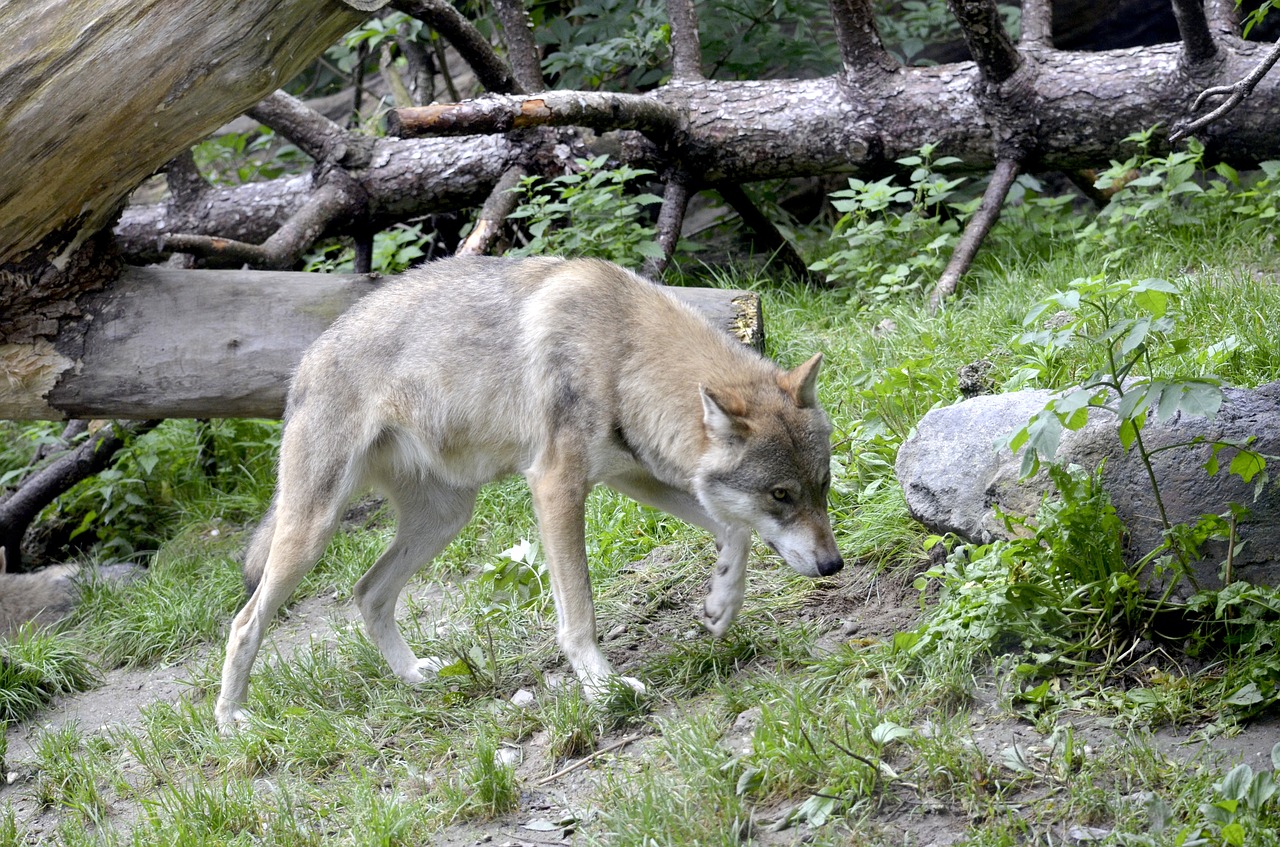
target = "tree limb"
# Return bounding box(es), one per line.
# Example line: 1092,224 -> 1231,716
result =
1171,0 -> 1218,66
947,0 -> 1021,84
392,0 -> 525,94
164,179 -> 362,269
388,91 -> 686,140
456,164 -> 528,255
643,171 -> 693,278
248,91 -> 352,162
827,0 -> 897,73
929,156 -> 1021,309
1171,36 -> 1280,142
1205,0 -> 1240,38
0,420 -> 159,571
489,0 -> 544,92
1019,0 -> 1052,47
667,0 -> 704,80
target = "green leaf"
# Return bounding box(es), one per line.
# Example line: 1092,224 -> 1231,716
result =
1225,682 -> 1263,707
871,721 -> 913,746
1229,450 -> 1267,483
1222,763 -> 1253,801
1222,821 -> 1246,847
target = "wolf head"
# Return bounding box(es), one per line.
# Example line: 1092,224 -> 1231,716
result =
693,353 -> 844,578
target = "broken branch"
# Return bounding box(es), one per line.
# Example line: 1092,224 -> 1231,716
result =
667,0 -> 704,80
249,90 -> 352,162
929,156 -> 1021,309
387,91 -> 685,140
489,0 -> 544,92
1171,0 -> 1218,66
643,171 -> 693,278
456,164 -> 528,256
827,0 -> 897,73
947,0 -> 1021,84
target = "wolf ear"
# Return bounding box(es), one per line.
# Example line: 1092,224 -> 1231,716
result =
700,386 -> 749,441
780,353 -> 823,408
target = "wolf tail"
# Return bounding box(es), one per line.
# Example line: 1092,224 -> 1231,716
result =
242,499 -> 277,595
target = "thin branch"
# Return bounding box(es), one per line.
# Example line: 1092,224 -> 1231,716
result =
929,156 -> 1020,309
667,0 -> 704,80
715,183 -> 821,285
1019,0 -> 1052,48
828,0 -> 898,73
396,33 -> 435,104
380,43 -> 417,108
164,180 -> 361,269
947,0 -> 1021,84
392,0 -> 525,94
248,91 -> 351,163
642,171 -> 693,278
1171,0 -> 1218,66
388,91 -> 685,140
533,734 -> 643,786
489,0 -> 544,92
1170,36 -> 1280,142
456,164 -> 527,256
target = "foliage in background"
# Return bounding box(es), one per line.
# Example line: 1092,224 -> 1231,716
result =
508,155 -> 665,267
808,143 -> 973,299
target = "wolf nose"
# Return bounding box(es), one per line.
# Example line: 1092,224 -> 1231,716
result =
817,556 -> 844,577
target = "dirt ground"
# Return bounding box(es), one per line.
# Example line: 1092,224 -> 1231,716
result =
5,566 -> 1280,846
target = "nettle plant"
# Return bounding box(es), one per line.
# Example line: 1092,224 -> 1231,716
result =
810,143 -> 973,299
508,155 -> 665,268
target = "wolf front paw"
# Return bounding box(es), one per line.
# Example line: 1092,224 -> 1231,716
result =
701,593 -> 743,638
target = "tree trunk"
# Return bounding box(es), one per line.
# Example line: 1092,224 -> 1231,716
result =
0,267 -> 763,420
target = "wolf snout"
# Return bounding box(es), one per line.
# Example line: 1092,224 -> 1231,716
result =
817,556 -> 844,577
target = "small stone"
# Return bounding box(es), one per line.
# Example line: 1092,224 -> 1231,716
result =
510,688 -> 536,708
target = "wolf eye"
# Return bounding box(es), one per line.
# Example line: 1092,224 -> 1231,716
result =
770,488 -> 792,503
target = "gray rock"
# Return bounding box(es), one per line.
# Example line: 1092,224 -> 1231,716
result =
896,382 -> 1280,592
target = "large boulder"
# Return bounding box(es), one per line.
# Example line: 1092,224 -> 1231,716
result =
896,382 -> 1280,592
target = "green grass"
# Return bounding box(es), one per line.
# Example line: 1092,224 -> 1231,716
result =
6,168 -> 1280,844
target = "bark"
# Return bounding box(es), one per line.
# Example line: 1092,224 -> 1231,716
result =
0,267 -> 763,420
0,0 -> 364,269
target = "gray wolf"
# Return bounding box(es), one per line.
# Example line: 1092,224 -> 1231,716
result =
215,256 -> 842,729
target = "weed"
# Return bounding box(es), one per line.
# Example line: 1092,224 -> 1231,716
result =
0,625 -> 98,722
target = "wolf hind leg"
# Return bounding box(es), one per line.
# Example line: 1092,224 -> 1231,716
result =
216,499 -> 349,729
216,436 -> 358,731
353,479 -> 478,684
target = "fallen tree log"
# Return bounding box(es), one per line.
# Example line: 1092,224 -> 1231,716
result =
0,267 -> 762,420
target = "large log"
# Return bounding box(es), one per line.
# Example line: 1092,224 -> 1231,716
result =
0,0 -> 365,269
0,267 -> 763,420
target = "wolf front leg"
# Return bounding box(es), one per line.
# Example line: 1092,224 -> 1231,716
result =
528,458 -> 645,700
702,525 -> 751,637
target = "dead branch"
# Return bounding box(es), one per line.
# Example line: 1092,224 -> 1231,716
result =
393,0 -> 525,94
0,420 -> 159,571
489,0 -> 544,92
456,164 -> 528,255
248,91 -> 352,162
715,183 -> 819,284
380,43 -> 417,108
1019,0 -> 1052,47
1171,0 -> 1218,65
929,156 -> 1020,309
388,91 -> 685,140
947,0 -> 1021,84
1171,36 -> 1280,142
164,179 -> 362,268
667,0 -> 704,80
643,172 -> 693,278
828,0 -> 897,73
164,150 -> 209,206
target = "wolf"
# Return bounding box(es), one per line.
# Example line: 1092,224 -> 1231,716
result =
215,256 -> 843,729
